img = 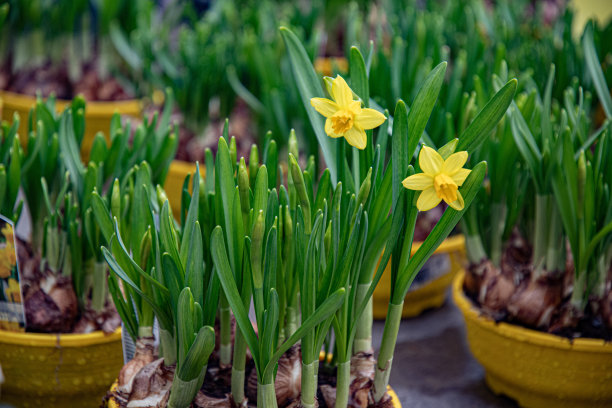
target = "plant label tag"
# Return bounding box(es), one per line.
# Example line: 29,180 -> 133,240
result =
0,215 -> 26,332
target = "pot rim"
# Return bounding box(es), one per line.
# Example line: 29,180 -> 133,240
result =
0,90 -> 141,118
0,327 -> 122,347
452,270 -> 612,352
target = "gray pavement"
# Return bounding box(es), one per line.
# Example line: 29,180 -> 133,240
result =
372,291 -> 518,408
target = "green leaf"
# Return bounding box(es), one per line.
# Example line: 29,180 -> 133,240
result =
406,62 -> 447,161
456,79 -> 518,153
210,226 -> 260,368
180,163 -> 201,268
177,287 -> 196,367
102,245 -> 172,330
584,24 -> 612,119
177,326 -> 215,381
186,222 -> 205,307
280,27 -> 337,183
392,100 -> 408,212
262,287 -> 346,380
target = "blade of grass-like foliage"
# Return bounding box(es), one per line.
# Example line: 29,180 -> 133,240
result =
211,226 -> 260,367
90,192 -> 114,242
280,27 -> 337,183
456,79 -> 517,152
392,100 -> 408,212
406,62 -> 447,161
58,110 -> 85,196
177,288 -> 196,367
102,245 -> 172,329
227,66 -> 265,114
180,163 -> 200,268
508,104 -> 543,191
177,325 -> 216,380
584,24 -> 612,119
262,287 -> 346,380
350,46 -> 373,180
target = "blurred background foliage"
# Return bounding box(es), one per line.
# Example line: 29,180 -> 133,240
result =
0,0 -> 610,161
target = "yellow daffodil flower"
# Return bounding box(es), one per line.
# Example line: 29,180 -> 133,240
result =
310,75 -> 386,150
402,146 -> 471,211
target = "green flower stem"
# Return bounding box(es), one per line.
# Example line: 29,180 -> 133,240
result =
231,329 -> 247,404
219,293 -> 232,366
490,202 -> 507,267
91,261 -> 107,312
373,301 -> 403,402
533,194 -> 550,277
570,268 -> 587,311
545,204 -> 564,273
594,253 -> 607,298
301,326 -> 318,407
138,302 -> 155,336
257,382 -> 278,408
353,283 -> 373,353
138,325 -> 153,338
159,328 -> 177,365
465,234 -> 487,265
335,360 -> 351,408
300,360 -> 318,408
285,304 -> 298,339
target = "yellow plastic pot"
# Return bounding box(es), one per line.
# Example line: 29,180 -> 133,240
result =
314,57 -> 349,76
163,160 -> 200,220
0,90 -> 141,161
0,327 -> 123,408
453,270 -> 612,408
372,234 -> 466,319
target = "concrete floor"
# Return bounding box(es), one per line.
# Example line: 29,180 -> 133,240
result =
372,292 -> 518,408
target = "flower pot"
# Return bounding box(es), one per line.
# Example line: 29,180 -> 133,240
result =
372,234 -> 466,319
314,57 -> 349,76
0,90 -> 141,162
107,350 -> 402,407
0,328 -> 123,408
106,382 -> 402,407
163,160 -> 200,219
452,270 -> 612,408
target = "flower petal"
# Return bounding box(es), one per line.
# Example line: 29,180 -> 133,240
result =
355,108 -> 386,130
416,187 -> 442,211
311,97 -> 339,118
349,100 -> 362,114
332,76 -> 353,107
419,146 -> 444,175
444,151 -> 468,174
344,126 -> 367,150
325,118 -> 343,138
447,190 -> 465,211
402,173 -> 433,190
451,168 -> 471,186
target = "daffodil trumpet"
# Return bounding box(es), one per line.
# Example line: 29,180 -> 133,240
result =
402,146 -> 471,211
310,75 -> 386,151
